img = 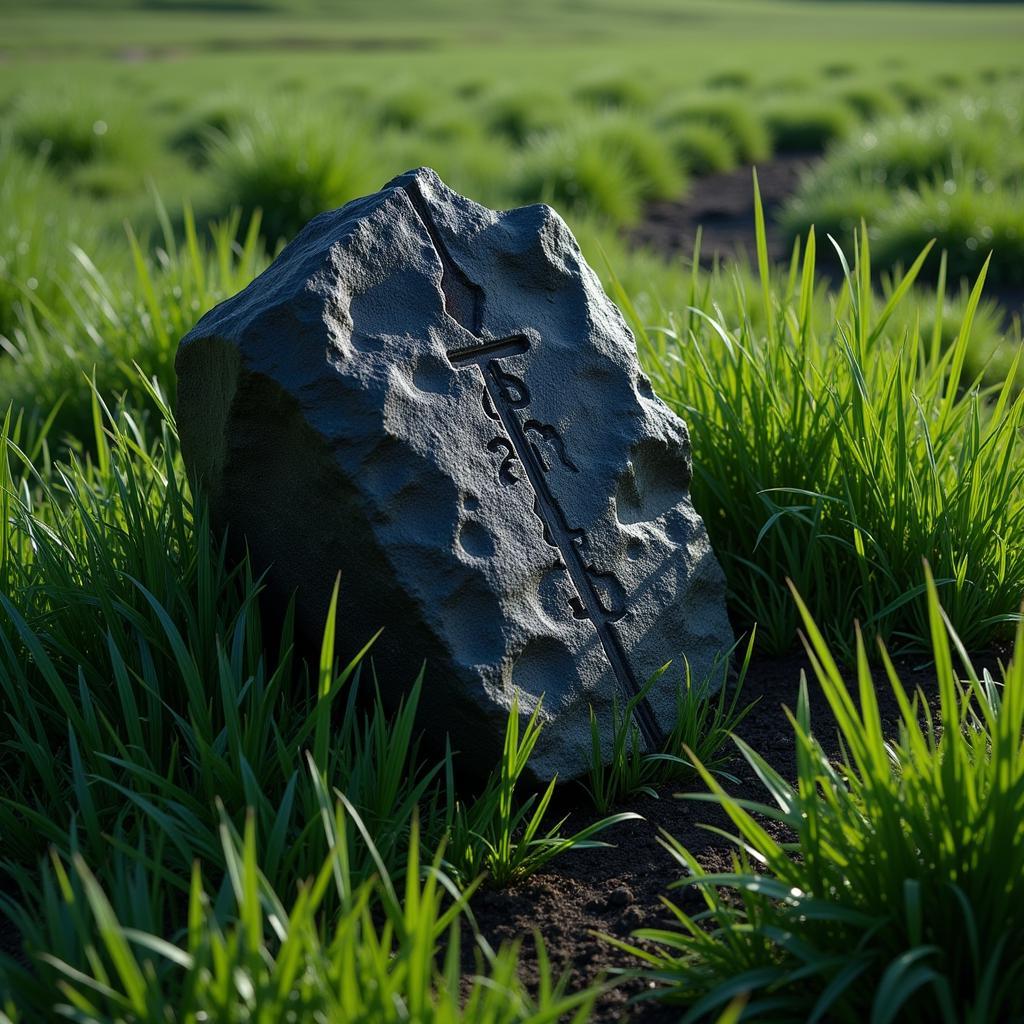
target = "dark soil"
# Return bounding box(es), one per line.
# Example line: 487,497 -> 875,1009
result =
627,155 -> 1024,326
464,647 -> 997,1022
626,155 -> 818,268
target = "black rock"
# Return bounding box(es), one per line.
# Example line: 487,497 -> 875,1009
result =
175,167 -> 733,781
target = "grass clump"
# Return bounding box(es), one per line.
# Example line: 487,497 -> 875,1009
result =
623,571 -> 1024,1022
703,69 -> 753,90
208,109 -> 376,246
2,794 -> 600,1022
903,276 -> 1019,387
834,81 -> 902,119
12,93 -> 154,175
759,95 -> 855,153
573,70 -> 652,111
0,204 -> 266,441
584,636 -> 755,813
801,97 -> 1023,193
446,696 -> 641,886
656,94 -> 770,163
668,121 -> 738,175
0,139 -> 105,336
874,176 -> 1024,287
782,92 -> 1024,282
887,77 -> 934,111
374,82 -> 437,131
821,61 -> 855,79
477,87 -> 572,145
169,94 -> 252,166
779,176 -> 891,246
514,115 -> 683,225
625,197 -> 1024,655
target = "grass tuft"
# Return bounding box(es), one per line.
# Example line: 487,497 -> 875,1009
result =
514,115 -> 683,225
760,96 -> 855,153
623,569 -> 1024,1022
656,93 -> 770,163
668,121 -> 738,175
584,636 -> 755,813
625,216 -> 1024,655
208,108 -> 376,246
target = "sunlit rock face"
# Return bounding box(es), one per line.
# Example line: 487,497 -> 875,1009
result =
175,167 -> 733,782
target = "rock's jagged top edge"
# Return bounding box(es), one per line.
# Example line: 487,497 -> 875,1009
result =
179,166 -> 568,351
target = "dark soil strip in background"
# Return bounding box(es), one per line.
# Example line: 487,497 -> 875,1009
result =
627,154 -> 818,268
627,155 -> 1024,323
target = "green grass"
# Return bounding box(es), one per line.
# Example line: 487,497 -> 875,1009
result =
874,176 -> 1024,287
833,81 -> 903,120
0,390 -> 644,1017
3,2 -> 1024,1020
668,121 -> 739,175
584,635 -> 756,814
3,800 -> 602,1022
616,200 -> 1024,655
759,96 -> 856,154
618,570 -> 1024,1022
446,696 -> 641,887
207,109 -> 378,247
168,92 -> 253,167
477,86 -> 573,145
782,92 -> 1024,284
10,92 -> 156,175
513,116 -> 684,224
573,69 -> 653,111
0,140 -> 103,333
0,203 -> 266,442
655,93 -> 771,164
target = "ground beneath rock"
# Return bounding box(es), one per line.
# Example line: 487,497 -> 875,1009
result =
465,646 -> 1000,1023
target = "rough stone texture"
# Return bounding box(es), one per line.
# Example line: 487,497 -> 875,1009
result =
175,167 -> 733,781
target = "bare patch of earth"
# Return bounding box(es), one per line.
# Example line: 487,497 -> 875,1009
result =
464,646 -> 1001,1022
627,154 -> 817,267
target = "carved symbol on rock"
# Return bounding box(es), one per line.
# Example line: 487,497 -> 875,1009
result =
494,367 -> 529,407
401,178 -> 661,748
487,437 -> 519,485
525,420 -> 579,473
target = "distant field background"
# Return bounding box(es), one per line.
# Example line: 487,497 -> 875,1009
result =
2,0 -> 1023,231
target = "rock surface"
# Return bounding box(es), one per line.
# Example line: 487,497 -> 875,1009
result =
175,167 -> 733,781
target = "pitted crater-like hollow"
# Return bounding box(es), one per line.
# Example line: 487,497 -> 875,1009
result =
615,438 -> 691,526
458,518 -> 495,559
512,635 -> 577,709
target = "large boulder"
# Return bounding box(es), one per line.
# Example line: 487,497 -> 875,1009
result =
175,167 -> 733,781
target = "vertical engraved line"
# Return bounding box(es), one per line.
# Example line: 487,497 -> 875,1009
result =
401,179 -> 484,334
478,356 -> 662,749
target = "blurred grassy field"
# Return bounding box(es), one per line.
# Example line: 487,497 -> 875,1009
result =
3,0 -> 1022,244
5,1 -> 1023,74
2,0 -> 1022,645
